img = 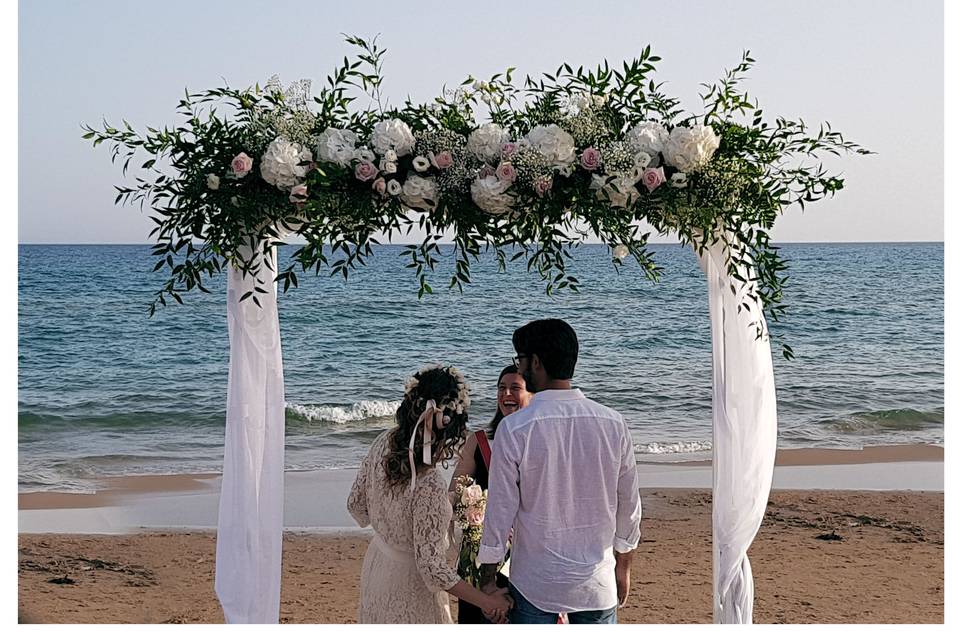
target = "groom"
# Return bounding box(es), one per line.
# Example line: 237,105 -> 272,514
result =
477,319 -> 642,624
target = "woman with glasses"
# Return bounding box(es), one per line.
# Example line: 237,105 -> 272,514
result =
449,364 -> 533,623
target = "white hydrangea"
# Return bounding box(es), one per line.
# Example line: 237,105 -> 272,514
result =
522,125 -> 576,170
466,123 -> 510,163
401,175 -> 438,211
315,127 -> 358,167
371,119 -> 416,157
590,173 -> 640,209
662,124 -> 720,173
625,121 -> 669,159
470,176 -> 515,215
260,137 -> 313,189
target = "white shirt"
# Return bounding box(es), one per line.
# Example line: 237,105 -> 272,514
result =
477,388 -> 641,613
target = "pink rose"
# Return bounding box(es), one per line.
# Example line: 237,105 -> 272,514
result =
465,506 -> 484,526
429,151 -> 454,170
642,166 -> 666,192
289,184 -> 308,203
231,152 -> 254,178
580,147 -> 601,171
533,175 -> 553,197
372,177 -> 387,196
495,162 -> 517,184
479,164 -> 496,179
354,161 -> 378,182
500,142 -> 517,158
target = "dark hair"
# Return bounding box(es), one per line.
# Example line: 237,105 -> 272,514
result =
487,364 -> 523,439
512,319 -> 579,380
383,366 -> 469,489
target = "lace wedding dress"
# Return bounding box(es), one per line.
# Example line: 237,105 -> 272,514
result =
347,431 -> 461,623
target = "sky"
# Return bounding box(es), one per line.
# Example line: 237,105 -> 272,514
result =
17,0 -> 944,243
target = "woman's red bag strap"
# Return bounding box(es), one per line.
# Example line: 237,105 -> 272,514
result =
475,431 -> 492,469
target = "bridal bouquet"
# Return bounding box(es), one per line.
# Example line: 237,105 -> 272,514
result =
83,35 -> 869,358
452,475 -> 488,586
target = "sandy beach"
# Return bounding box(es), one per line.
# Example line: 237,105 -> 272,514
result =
18,445 -> 944,624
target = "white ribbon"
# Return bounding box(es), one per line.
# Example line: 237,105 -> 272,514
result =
408,399 -> 445,490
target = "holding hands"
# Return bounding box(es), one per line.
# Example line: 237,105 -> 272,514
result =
481,585 -> 513,624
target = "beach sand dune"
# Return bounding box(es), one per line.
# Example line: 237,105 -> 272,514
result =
18,488 -> 943,624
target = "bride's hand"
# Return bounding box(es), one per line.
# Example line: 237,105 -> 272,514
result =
482,588 -> 513,624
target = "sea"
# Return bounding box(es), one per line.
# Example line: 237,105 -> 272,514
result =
18,243 -> 944,493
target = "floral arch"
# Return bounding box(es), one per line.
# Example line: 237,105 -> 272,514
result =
84,35 -> 868,624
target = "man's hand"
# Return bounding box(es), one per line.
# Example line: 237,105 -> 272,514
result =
614,550 -> 633,607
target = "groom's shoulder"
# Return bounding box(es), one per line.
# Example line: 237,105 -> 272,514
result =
578,396 -> 626,424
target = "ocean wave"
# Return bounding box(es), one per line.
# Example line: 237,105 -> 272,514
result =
820,407 -> 943,434
635,440 -> 713,455
18,409 -> 223,431
285,400 -> 401,424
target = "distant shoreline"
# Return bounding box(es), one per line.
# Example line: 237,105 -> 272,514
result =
18,444 -> 944,537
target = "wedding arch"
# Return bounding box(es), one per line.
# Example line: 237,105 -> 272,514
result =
84,36 -> 868,624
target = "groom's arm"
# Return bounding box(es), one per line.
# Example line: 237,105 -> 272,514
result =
476,425 -> 521,590
614,420 -> 641,606
614,419 -> 642,553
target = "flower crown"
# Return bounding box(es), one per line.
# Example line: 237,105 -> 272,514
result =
404,364 -> 471,416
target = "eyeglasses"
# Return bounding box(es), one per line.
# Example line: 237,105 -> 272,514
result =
512,354 -> 529,368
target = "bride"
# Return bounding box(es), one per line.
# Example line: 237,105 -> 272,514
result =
347,364 -> 513,624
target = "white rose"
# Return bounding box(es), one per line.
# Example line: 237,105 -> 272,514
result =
671,172 -> 689,188
370,118 -> 416,157
314,127 -> 358,167
632,151 -> 652,170
522,124 -> 576,169
387,179 -> 402,196
590,173 -> 640,209
384,149 -> 398,163
379,159 -> 398,174
412,156 -> 430,172
462,484 -> 484,506
401,175 -> 438,210
206,174 -> 220,190
625,121 -> 669,157
470,176 -> 515,215
662,124 -> 720,173
467,123 -> 510,164
564,93 -> 591,116
354,147 -> 376,163
260,137 -> 313,189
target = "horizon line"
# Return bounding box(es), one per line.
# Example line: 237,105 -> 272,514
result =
16,240 -> 946,246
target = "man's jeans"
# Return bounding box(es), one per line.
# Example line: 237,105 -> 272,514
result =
507,584 -> 617,624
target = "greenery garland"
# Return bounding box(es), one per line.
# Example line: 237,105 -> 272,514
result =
83,35 -> 870,358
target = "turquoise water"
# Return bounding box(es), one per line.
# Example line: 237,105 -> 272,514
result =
18,243 -> 944,492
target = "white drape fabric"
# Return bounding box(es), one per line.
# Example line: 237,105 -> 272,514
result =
215,246 -> 286,624
695,238 -> 778,624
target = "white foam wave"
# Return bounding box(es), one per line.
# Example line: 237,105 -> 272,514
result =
286,400 -> 401,424
635,440 -> 713,455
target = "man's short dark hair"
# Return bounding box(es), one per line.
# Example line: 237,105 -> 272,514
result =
512,319 -> 579,380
